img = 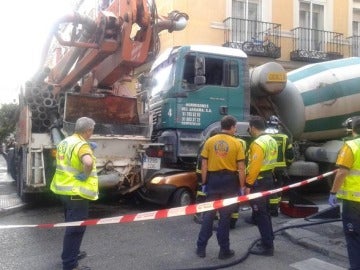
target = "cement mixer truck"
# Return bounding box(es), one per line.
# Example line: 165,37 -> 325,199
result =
141,45 -> 360,195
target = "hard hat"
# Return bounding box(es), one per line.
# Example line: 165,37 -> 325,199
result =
267,115 -> 280,127
342,117 -> 353,131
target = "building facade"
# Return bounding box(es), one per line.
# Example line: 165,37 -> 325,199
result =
156,0 -> 360,69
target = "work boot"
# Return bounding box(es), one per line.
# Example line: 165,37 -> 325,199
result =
196,247 -> 206,258
249,243 -> 274,256
218,249 -> 235,260
77,251 -> 87,260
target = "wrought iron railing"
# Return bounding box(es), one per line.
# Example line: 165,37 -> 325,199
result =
291,27 -> 344,62
347,36 -> 360,57
223,17 -> 281,59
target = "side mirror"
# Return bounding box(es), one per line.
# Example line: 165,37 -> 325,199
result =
195,56 -> 205,76
194,75 -> 206,85
138,73 -> 156,90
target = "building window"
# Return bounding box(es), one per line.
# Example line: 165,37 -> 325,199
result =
353,6 -> 360,35
299,1 -> 324,30
352,1 -> 360,56
231,0 -> 262,41
232,0 -> 261,20
299,1 -> 324,51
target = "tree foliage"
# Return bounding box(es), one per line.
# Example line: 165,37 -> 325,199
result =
0,103 -> 19,143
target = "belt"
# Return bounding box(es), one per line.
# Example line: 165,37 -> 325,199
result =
208,170 -> 238,175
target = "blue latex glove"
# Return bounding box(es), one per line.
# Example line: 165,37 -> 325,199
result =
328,193 -> 337,207
75,173 -> 87,181
201,184 -> 207,195
89,142 -> 97,150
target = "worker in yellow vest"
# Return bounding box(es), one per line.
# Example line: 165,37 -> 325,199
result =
265,115 -> 294,216
245,115 -> 278,256
329,116 -> 360,270
51,117 -> 98,270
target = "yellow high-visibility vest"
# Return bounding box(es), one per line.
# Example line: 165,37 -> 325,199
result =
254,134 -> 278,172
50,134 -> 98,200
337,138 -> 360,202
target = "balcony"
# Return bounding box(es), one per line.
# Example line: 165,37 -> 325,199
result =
291,27 -> 344,62
223,17 -> 281,59
347,36 -> 360,57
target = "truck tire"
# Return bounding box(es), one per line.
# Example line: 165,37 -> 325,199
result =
171,188 -> 192,207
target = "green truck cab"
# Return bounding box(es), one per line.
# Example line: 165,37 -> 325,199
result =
147,45 -> 251,167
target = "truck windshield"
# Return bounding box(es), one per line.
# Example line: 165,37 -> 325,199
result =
150,62 -> 175,97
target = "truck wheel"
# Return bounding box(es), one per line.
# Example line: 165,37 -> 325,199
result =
171,188 -> 192,207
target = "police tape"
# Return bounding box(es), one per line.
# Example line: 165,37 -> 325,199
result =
0,170 -> 337,229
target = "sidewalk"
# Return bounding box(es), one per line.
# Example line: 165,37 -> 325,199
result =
0,155 -> 26,216
280,205 -> 347,263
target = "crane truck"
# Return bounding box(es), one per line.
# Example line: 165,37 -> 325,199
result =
12,0 -> 198,206
141,45 -> 360,195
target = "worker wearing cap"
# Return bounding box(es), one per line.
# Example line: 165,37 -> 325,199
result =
265,115 -> 294,217
329,116 -> 360,270
245,115 -> 278,256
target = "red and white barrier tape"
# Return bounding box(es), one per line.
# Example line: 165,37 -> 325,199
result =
0,170 -> 336,229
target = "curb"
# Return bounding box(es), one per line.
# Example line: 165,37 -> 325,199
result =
0,193 -> 27,217
0,203 -> 27,217
282,219 -> 348,262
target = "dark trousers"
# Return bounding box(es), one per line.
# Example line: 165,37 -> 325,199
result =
269,169 -> 285,212
60,195 -> 89,270
342,200 -> 360,270
249,176 -> 274,248
197,172 -> 238,251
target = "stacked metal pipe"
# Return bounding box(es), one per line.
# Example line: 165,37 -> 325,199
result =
24,80 -> 60,133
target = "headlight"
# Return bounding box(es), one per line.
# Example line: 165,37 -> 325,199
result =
150,176 -> 166,184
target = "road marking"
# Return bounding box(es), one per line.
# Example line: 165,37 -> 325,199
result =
290,258 -> 346,270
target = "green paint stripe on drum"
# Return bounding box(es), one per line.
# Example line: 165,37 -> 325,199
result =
301,77 -> 360,106
304,113 -> 360,133
288,58 -> 360,82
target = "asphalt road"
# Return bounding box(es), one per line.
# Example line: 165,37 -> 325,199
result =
0,155 -> 350,270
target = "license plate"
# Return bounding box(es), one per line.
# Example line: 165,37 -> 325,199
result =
143,156 -> 161,170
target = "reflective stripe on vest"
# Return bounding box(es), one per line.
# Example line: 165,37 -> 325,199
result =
269,133 -> 287,168
56,164 -> 97,177
337,138 -> 360,202
254,134 -> 278,172
50,135 -> 98,200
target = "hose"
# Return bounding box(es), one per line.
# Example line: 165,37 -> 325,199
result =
174,217 -> 342,270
